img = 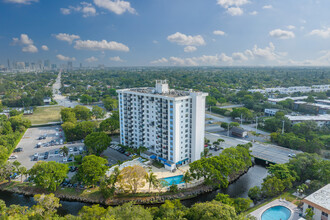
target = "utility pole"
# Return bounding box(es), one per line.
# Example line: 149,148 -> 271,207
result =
282,120 -> 285,134
256,116 -> 258,133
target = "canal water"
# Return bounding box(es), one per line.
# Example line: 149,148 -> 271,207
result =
0,164 -> 268,216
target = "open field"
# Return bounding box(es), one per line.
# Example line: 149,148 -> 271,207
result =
23,106 -> 64,125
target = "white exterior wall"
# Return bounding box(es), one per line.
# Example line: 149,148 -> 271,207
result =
303,203 -> 329,220
190,92 -> 207,162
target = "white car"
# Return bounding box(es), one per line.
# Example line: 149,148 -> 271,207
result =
59,152 -> 64,157
34,153 -> 39,158
56,132 -> 59,136
69,148 -> 73,152
63,157 -> 67,162
79,146 -> 84,151
9,155 -> 18,159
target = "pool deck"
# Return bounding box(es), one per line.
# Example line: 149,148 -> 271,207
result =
250,199 -> 302,220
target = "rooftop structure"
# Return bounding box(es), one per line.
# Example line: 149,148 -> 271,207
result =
302,184 -> 330,219
285,114 -> 330,127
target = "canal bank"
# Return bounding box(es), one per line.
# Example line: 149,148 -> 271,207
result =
0,165 -> 268,216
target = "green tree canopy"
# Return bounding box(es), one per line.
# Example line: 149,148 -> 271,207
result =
84,132 -> 111,155
77,155 -> 108,187
28,161 -> 68,191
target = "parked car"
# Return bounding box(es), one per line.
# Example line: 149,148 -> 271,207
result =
69,148 -> 73,152
54,150 -> 59,155
34,153 -> 39,158
79,146 -> 84,151
63,157 -> 67,162
59,152 -> 64,157
13,147 -> 23,153
74,147 -> 78,152
44,152 -> 49,159
68,157 -> 73,162
9,155 -> 18,159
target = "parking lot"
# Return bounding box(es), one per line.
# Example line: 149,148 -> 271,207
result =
102,147 -> 130,166
13,125 -> 85,170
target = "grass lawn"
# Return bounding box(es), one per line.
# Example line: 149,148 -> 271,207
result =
23,106 -> 64,125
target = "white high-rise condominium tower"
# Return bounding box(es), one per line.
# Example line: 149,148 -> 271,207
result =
117,80 -> 208,167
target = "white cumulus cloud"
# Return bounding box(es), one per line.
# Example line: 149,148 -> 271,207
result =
213,30 -> 226,36
12,34 -> 38,53
217,0 -> 249,8
109,56 -> 124,62
269,29 -> 295,39
60,8 -> 71,15
41,45 -> 49,51
217,0 -> 248,16
93,0 -> 136,15
150,58 -> 168,64
22,44 -> 38,53
4,0 -> 38,4
54,33 -> 80,44
167,32 -> 205,46
227,7 -> 243,16
74,39 -> 129,52
184,46 -> 197,53
249,11 -> 257,15
287,25 -> 295,30
232,52 -> 248,61
61,2 -> 97,17
263,5 -> 273,9
56,54 -> 76,61
85,56 -> 98,62
12,34 -> 33,45
309,27 -> 330,38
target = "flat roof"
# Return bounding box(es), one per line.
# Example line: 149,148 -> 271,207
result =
268,96 -> 308,102
303,184 -> 330,212
316,99 -> 330,104
118,87 -> 207,98
285,114 -> 330,121
294,101 -> 330,110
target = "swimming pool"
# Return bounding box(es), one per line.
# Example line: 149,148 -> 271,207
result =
261,205 -> 291,220
161,175 -> 184,185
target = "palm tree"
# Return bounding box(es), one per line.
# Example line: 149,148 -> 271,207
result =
18,166 -> 27,183
145,172 -> 158,192
183,171 -> 192,189
59,146 -> 69,157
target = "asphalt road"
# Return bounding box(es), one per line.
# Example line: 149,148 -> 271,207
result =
206,112 -> 270,136
205,132 -> 301,164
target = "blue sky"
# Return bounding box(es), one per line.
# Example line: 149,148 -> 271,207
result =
1,0 -> 330,66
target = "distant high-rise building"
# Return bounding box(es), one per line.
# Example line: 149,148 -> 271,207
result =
118,80 -> 208,168
68,61 -> 73,70
80,63 -> 82,69
25,62 -> 30,69
7,59 -> 10,69
51,64 -> 57,70
44,60 -> 50,70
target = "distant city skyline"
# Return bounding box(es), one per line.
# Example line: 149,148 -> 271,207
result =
2,0 -> 330,66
